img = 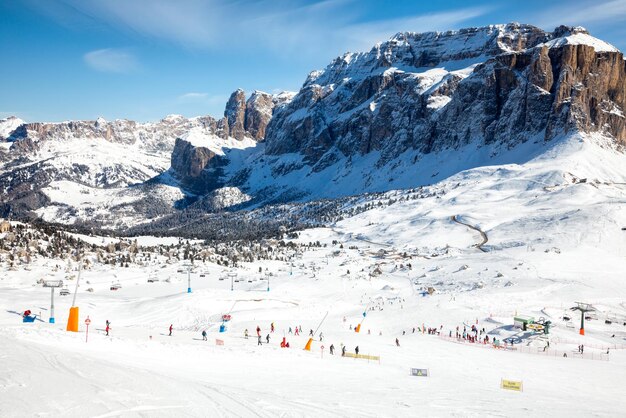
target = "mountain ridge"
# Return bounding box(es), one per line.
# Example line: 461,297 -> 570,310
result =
1,23 -> 624,236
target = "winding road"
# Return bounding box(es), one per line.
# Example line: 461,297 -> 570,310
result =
451,215 -> 488,252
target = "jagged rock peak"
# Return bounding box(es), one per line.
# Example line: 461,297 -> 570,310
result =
224,89 -> 247,140
224,88 -> 296,141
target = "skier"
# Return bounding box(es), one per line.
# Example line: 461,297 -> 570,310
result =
105,324 -> 110,336
271,322 -> 275,333
341,345 -> 346,357
294,327 -> 300,336
309,329 -> 314,337
257,335 -> 262,346
266,334 -> 270,344
244,329 -> 249,339
202,330 -> 207,341
288,327 -> 292,334
395,338 -> 400,347
319,332 -> 323,342
330,344 -> 335,355
355,346 -> 359,355
169,324 -> 173,336
256,326 -> 261,337
580,344 -> 584,354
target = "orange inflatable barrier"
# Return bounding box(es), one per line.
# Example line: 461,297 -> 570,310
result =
355,324 -> 361,333
66,306 -> 79,332
304,338 -> 313,351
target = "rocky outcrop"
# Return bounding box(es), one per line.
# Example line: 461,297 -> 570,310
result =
224,89 -> 295,141
169,137 -> 227,194
224,89 -> 247,140
244,91 -> 274,140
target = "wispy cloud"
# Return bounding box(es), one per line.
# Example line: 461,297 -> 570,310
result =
529,0 -> 626,29
178,92 -> 208,101
83,48 -> 139,73
48,0 -> 489,60
177,92 -> 229,107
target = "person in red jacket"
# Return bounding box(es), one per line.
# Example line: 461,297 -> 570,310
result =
169,324 -> 173,336
256,326 -> 261,337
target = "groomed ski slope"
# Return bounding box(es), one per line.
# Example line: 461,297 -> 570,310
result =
1,134 -> 626,417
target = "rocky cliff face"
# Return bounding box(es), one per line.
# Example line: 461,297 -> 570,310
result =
167,90 -> 293,192
263,24 -> 625,174
169,137 -> 228,195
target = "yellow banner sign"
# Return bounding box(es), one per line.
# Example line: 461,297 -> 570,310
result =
501,379 -> 523,392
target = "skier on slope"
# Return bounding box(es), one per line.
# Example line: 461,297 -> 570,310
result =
256,326 -> 261,337
244,329 -> 249,339
329,344 -> 335,355
395,338 -> 400,347
294,327 -> 300,336
105,324 -> 110,336
266,334 -> 270,344
341,345 -> 346,357
271,322 -> 275,333
257,335 -> 262,346
169,324 -> 173,336
355,346 -> 359,355
202,330 -> 207,341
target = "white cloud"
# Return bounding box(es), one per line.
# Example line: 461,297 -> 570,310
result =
178,92 -> 208,101
528,0 -> 626,30
83,48 -> 139,73
177,92 -> 230,107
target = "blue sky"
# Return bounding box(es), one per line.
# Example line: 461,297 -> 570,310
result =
2,0 -> 626,122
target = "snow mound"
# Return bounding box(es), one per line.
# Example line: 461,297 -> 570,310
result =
0,116 -> 24,139
539,33 -> 619,53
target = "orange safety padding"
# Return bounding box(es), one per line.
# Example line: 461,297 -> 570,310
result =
66,306 -> 79,332
579,328 -> 585,336
355,324 -> 361,333
304,338 -> 313,351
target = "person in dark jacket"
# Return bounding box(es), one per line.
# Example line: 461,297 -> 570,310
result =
330,344 -> 335,355
202,330 -> 207,341
355,346 -> 359,355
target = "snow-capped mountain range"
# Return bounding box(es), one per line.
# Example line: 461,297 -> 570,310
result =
0,23 -> 624,234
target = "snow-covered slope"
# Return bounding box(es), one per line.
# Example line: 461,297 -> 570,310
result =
1,134 -> 626,414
